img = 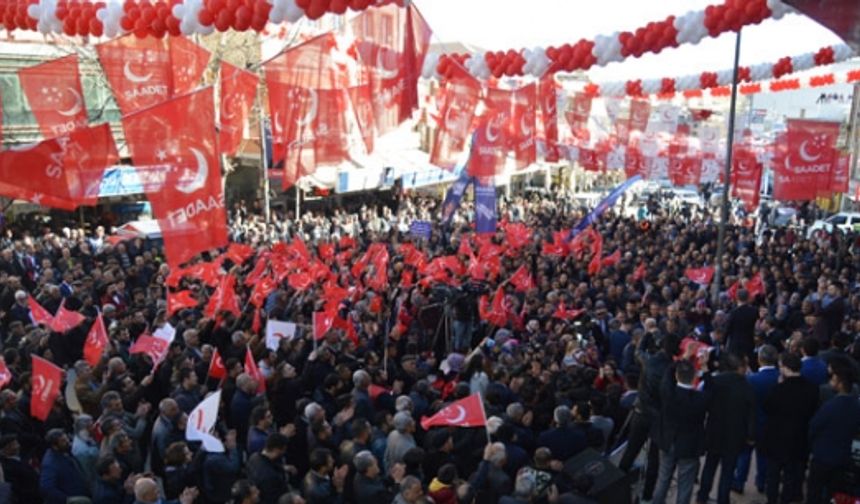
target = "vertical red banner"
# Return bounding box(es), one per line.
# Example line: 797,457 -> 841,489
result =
539,77 -> 559,162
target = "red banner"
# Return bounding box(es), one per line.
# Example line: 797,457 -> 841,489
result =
18,54 -> 89,138
774,119 -> 840,200
96,35 -> 171,116
629,99 -> 651,133
31,355 -> 62,421
430,78 -> 481,170
669,156 -> 703,187
170,36 -> 210,96
565,92 -> 592,141
732,147 -> 763,211
831,152 -> 850,194
539,77 -> 559,162
512,83 -> 536,169
625,147 -> 644,179
468,111 -> 508,177
220,62 -> 259,156
63,123 -> 121,207
0,137 -> 77,209
122,87 -> 227,268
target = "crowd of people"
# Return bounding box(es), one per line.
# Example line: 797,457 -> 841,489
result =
0,186 -> 858,504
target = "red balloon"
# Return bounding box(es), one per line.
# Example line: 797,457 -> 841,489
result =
126,5 -> 140,19
55,5 -> 68,19
329,0 -> 347,13
198,8 -> 214,24
295,0 -> 311,9
150,17 -> 165,32
63,18 -> 76,34
76,17 -> 89,34
120,16 -> 135,30
225,0 -> 240,12
233,14 -> 250,30
209,0 -> 226,14
250,13 -> 266,31
214,9 -> 232,30
253,0 -> 270,15
235,5 -> 251,22
90,23 -> 103,37
304,0 -> 328,19
165,15 -> 180,31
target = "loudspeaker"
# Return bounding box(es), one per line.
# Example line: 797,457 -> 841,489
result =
563,448 -> 632,504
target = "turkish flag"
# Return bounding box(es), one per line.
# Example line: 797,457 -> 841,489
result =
28,296 -> 54,326
288,272 -> 313,291
539,77 -> 559,162
0,358 -> 11,390
601,249 -> 622,268
775,119 -> 840,201
185,260 -> 223,287
31,356 -> 63,421
420,393 -> 487,430
244,347 -> 265,393
629,100 -> 651,132
49,300 -> 85,333
96,35 -> 171,116
468,111 -> 508,177
18,54 -> 89,138
553,301 -> 585,321
208,348 -> 226,380
130,335 -> 170,368
122,87 -> 227,268
505,222 -> 532,249
250,276 -> 277,308
220,61 -> 259,156
430,77 -> 481,170
512,83 -> 537,169
633,262 -> 647,281
170,36 -> 210,96
167,290 -> 198,317
685,266 -> 715,285
225,242 -> 255,265
731,147 -> 763,211
204,275 -> 240,318
509,265 -> 535,293
349,83 -> 376,154
313,311 -> 334,341
587,232 -> 604,276
83,313 -> 108,367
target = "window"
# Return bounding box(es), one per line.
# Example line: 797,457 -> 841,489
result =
829,215 -> 847,225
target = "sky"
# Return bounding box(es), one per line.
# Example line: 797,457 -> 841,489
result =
413,0 -> 849,83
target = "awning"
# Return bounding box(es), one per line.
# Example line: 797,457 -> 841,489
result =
786,0 -> 860,51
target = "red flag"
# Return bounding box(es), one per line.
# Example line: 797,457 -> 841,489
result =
832,152 -> 850,194
775,119 -> 840,200
130,335 -> 170,368
539,77 -> 559,162
225,243 -> 255,265
685,266 -> 715,285
601,249 -> 622,268
468,111 -> 508,177
244,347 -> 265,393
505,222 -> 532,250
633,262 -> 647,282
731,147 -> 763,211
170,36 -> 210,96
318,241 -> 335,262
122,87 -> 228,268
208,348 -> 226,380
431,78 -> 481,170
624,147 -> 644,179
49,300 -> 85,333
369,383 -> 390,401
565,92 -> 592,139
420,393 -> 487,430
18,54 -> 89,138
509,265 -> 535,293
31,356 -> 63,421
587,232 -> 604,276
512,83 -> 537,169
96,35 -> 171,116
747,272 -> 765,299
83,313 -> 108,367
167,290 -> 198,317
61,123 -> 121,207
250,276 -> 277,308
28,296 -> 54,326
220,61 -> 259,156
313,311 -> 334,341
251,308 -> 262,335
553,301 -> 585,321
288,272 -> 313,292
0,358 -> 11,390
205,275 -> 240,318
629,100 -> 651,132
0,138 -> 74,210
185,260 -> 222,287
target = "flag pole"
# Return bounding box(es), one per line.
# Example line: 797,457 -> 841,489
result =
712,28 -> 743,305
256,77 -> 271,225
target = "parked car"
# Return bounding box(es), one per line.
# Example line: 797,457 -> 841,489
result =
806,212 -> 860,239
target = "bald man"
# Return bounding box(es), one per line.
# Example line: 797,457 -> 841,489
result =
133,477 -> 198,504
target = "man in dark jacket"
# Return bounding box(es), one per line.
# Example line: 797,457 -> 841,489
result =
696,353 -> 755,504
246,433 -> 290,504
39,429 -> 90,504
0,434 -> 41,504
807,356 -> 860,504
762,352 -> 818,504
303,447 -> 348,504
725,289 -> 758,363
352,450 -> 405,502
201,430 -> 241,504
652,360 -> 709,504
537,406 -> 586,461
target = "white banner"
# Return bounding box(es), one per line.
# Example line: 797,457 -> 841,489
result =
265,319 -> 297,351
186,390 -> 224,452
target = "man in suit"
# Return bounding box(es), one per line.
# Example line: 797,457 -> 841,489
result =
652,360 -> 709,504
733,344 -> 780,494
801,337 -> 829,386
696,353 -> 755,504
762,352 -> 818,504
816,280 -> 846,342
807,356 -> 860,504
725,289 -> 758,364
537,406 -> 586,461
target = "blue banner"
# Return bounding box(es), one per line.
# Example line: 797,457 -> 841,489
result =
410,220 -> 432,240
568,175 -> 642,240
475,178 -> 497,234
441,171 -> 473,225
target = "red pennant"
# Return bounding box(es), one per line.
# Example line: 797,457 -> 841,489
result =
208,348 -> 226,380
509,265 -> 535,293
685,266 -> 715,285
83,313 -> 108,367
468,110 -> 508,178
420,393 -> 486,430
18,54 -> 89,138
31,355 -> 63,421
49,300 -> 85,333
512,83 -> 537,169
167,290 -> 198,317
539,77 -> 559,162
27,296 -> 54,326
601,250 -> 622,268
244,347 -> 265,393
251,308 -> 262,335
775,119 -> 840,200
122,87 -> 227,269
731,147 -> 763,212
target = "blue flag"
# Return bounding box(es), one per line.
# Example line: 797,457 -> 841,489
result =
567,175 -> 642,241
441,171 -> 473,225
475,178 -> 497,234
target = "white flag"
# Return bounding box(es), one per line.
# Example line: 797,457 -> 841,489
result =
265,319 -> 297,351
186,390 -> 224,452
153,322 -> 176,344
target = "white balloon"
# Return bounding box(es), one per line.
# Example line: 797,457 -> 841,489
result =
37,20 -> 50,33
172,4 -> 185,19
180,19 -> 194,35
641,79 -> 661,95
27,3 -> 40,19
833,44 -> 854,62
284,0 -> 304,22
269,7 -> 285,23
791,53 -> 814,72
716,69 -> 733,86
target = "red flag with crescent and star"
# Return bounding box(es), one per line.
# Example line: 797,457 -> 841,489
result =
167,290 -> 198,317
18,54 -> 89,138
244,347 -> 265,393
219,61 -> 259,156
27,295 -> 54,326
208,348 -> 226,380
420,392 -> 487,430
685,266 -> 715,286
83,313 -> 108,367
122,87 -> 227,269
49,299 -> 85,333
31,355 -> 63,421
96,35 -> 171,117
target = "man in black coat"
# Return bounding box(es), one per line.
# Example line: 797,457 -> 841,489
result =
762,352 -> 818,504
352,450 -> 404,502
817,281 -> 846,343
725,289 -> 758,364
696,353 -> 755,504
246,433 -> 291,504
652,360 -> 709,504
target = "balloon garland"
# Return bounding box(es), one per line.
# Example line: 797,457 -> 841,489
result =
589,44 -> 855,98
423,0 -> 798,81
11,0 -> 402,38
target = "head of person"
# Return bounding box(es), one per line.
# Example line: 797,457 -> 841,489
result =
829,356 -> 858,394
801,337 -> 820,358
553,405 -> 571,428
309,447 -> 334,475
353,450 -> 380,479
251,405 -> 273,430
352,369 -> 370,390
399,475 -> 423,504
393,411 -> 415,434
159,398 -> 180,422
737,289 -> 749,304
96,455 -> 123,482
231,479 -> 260,504
675,359 -> 696,387
134,477 -> 160,504
779,352 -> 802,378
720,352 -> 743,375
758,344 -> 778,368
263,433 -> 290,459
46,429 -> 70,453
